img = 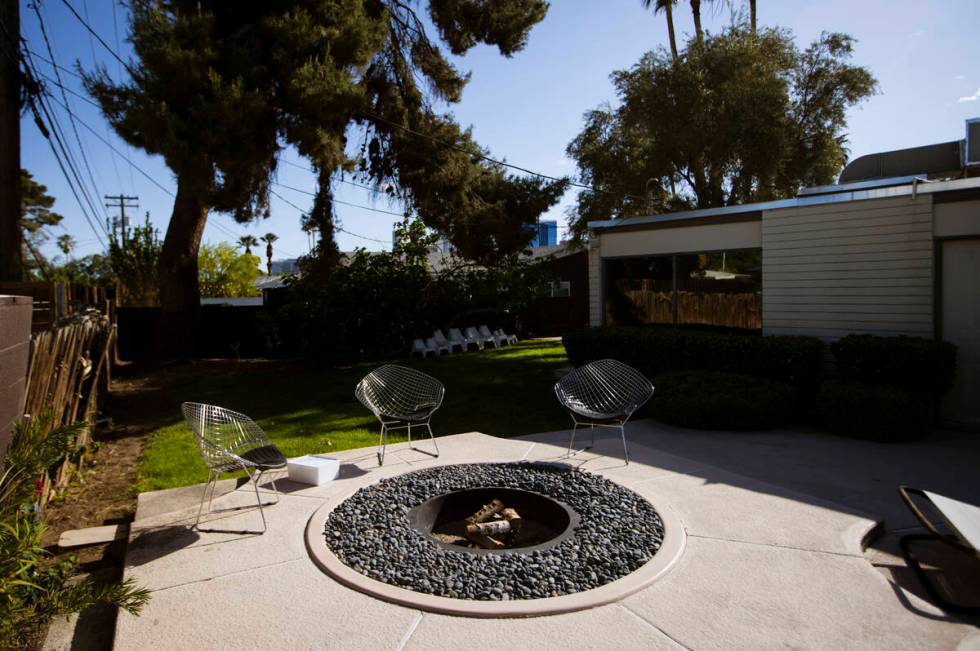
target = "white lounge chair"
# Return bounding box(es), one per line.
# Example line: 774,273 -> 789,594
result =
494,328 -> 518,345
898,486 -> 980,612
467,326 -> 495,349
449,327 -> 481,351
479,325 -> 508,347
411,338 -> 437,358
427,336 -> 449,355
433,329 -> 461,353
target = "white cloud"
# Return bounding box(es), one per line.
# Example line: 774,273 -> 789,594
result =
958,88 -> 980,103
955,74 -> 966,80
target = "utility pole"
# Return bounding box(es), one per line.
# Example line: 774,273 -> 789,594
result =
104,194 -> 138,246
0,0 -> 21,281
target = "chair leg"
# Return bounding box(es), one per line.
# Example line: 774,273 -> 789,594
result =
377,423 -> 388,466
195,470 -> 216,529
620,422 -> 630,465
409,422 -> 439,458
246,467 -> 268,534
900,533 -> 980,613
567,422 -> 579,457
589,424 -> 596,449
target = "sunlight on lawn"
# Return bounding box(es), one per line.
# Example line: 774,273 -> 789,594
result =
137,340 -> 570,491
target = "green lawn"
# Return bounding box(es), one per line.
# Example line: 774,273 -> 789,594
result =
137,340 -> 570,492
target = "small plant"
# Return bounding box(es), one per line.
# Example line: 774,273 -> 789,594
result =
0,415 -> 150,649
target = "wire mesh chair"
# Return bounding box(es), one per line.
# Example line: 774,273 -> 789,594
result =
355,365 -> 444,466
554,359 -> 654,464
181,402 -> 287,533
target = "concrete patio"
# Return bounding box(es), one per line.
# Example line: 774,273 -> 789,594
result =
102,422 -> 979,649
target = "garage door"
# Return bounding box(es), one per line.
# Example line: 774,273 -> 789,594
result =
942,239 -> 980,428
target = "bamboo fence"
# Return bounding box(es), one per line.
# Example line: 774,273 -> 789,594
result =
613,290 -> 762,330
23,309 -> 115,506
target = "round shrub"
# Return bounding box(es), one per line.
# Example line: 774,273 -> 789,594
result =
830,334 -> 957,399
650,370 -> 797,430
817,379 -> 932,442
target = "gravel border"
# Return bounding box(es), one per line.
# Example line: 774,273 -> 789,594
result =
323,462 -> 664,601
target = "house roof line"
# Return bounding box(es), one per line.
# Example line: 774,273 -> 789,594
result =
587,176 -> 980,231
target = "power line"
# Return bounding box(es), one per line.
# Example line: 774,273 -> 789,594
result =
272,181 -> 407,217
58,0 -> 135,77
32,1 -> 111,225
44,91 -> 176,197
269,189 -> 390,244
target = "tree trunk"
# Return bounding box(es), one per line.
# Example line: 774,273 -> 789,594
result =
665,2 -> 678,62
155,172 -> 209,357
750,0 -> 757,32
690,0 -> 703,43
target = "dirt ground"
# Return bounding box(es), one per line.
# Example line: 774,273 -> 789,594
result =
41,363 -> 176,564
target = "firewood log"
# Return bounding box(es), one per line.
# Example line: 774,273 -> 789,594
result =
466,499 -> 504,524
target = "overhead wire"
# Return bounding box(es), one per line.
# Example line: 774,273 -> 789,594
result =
32,1 -> 112,225
269,189 -> 390,244
271,181 -> 407,217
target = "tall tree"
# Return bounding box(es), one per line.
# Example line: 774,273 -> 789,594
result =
690,0 -> 703,43
236,235 -> 258,256
643,0 -> 678,62
749,0 -> 757,32
261,232 -> 278,275
85,0 -> 558,356
20,170 -> 64,278
566,27 -> 877,238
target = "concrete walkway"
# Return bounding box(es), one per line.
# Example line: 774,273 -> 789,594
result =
110,424 -> 980,650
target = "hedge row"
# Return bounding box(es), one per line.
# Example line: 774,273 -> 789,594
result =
818,334 -> 957,442
562,326 -> 824,388
830,334 -> 957,399
650,371 -> 796,431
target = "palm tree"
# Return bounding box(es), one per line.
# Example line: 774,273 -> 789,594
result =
56,234 -> 75,258
237,235 -> 258,256
690,0 -> 703,43
643,0 -> 678,62
261,232 -> 278,275
749,0 -> 757,32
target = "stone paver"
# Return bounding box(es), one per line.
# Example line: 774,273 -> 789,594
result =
111,427 -> 979,650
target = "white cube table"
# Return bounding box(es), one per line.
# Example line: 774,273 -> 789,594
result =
287,455 -> 341,486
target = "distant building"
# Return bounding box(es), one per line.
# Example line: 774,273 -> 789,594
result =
269,258 -> 299,274
530,220 -> 558,248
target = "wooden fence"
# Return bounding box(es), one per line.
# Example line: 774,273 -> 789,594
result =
0,281 -> 112,332
610,290 -> 762,330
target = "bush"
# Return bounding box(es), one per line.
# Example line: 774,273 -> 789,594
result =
817,379 -> 932,442
650,370 -> 797,430
830,334 -> 957,399
0,416 -> 150,648
563,326 -> 823,388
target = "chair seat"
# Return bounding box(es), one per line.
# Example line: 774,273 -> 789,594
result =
384,402 -> 439,423
240,445 -> 288,470
565,401 -> 626,422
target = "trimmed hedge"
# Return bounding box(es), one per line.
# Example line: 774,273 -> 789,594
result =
818,379 -> 932,442
831,334 -> 956,399
650,370 -> 796,430
563,326 -> 823,388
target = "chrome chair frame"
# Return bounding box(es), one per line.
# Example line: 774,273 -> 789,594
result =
355,365 -> 445,465
181,402 -> 287,534
554,359 -> 654,465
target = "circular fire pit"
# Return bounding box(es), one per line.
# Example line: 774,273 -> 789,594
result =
308,462 -> 684,615
409,487 -> 580,554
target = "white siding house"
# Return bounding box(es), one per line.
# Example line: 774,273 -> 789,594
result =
587,176 -> 980,427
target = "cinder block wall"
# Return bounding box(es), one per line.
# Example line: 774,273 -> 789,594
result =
0,295 -> 32,459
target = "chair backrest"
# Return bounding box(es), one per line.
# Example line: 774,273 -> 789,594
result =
448,328 -> 465,341
425,337 -> 439,349
554,359 -> 653,418
478,325 -> 493,338
181,402 -> 272,471
433,330 -> 449,344
412,338 -> 426,351
465,326 -> 481,339
355,365 -> 445,420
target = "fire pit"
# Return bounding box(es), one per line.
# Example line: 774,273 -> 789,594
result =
320,463 -> 668,603
409,487 -> 580,553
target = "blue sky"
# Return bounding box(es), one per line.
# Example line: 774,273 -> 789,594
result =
19,0 -> 980,263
